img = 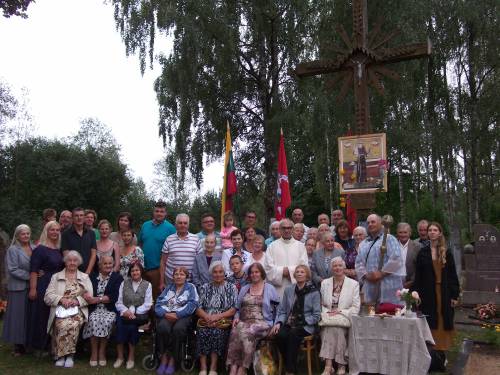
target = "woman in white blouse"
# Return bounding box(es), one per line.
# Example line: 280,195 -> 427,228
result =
319,257 -> 360,375
114,262 -> 152,370
247,235 -> 266,267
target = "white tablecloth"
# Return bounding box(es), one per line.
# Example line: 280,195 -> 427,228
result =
348,315 -> 435,375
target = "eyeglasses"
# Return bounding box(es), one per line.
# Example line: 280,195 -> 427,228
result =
281,226 -> 293,230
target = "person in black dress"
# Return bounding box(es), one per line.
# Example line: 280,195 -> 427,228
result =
413,222 -> 459,369
27,221 -> 64,354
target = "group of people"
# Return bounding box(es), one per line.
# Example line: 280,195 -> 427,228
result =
1,203 -> 459,375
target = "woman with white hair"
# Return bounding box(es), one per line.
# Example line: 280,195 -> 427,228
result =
44,250 -> 93,368
28,220 -> 64,354
319,257 -> 360,375
311,232 -> 345,286
196,261 -> 237,375
2,224 -> 33,356
344,226 -> 367,279
82,255 -> 123,367
265,220 -> 281,246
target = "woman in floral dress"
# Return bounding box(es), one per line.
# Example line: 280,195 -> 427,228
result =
227,263 -> 279,375
82,255 -> 123,367
44,251 -> 93,368
196,261 -> 237,375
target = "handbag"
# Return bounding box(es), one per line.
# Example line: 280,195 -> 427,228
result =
318,311 -> 351,327
122,313 -> 149,326
197,318 -> 232,329
55,305 -> 79,319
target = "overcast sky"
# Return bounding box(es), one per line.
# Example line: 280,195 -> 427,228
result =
0,0 -> 223,195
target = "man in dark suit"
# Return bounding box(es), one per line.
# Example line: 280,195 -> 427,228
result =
414,219 -> 430,247
397,222 -> 421,289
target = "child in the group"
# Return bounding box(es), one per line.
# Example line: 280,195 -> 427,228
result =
226,255 -> 249,292
220,211 -> 238,249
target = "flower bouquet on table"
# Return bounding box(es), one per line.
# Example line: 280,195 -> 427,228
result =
396,289 -> 421,317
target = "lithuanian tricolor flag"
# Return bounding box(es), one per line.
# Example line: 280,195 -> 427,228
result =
221,122 -> 237,228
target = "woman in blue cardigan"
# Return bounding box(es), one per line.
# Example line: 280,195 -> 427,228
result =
226,262 -> 279,375
154,267 -> 199,375
270,265 -> 321,375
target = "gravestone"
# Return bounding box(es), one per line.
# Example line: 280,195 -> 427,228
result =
462,224 -> 500,305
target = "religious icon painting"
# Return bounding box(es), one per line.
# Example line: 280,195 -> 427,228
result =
338,133 -> 387,194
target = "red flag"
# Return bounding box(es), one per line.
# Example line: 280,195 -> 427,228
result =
275,128 -> 291,220
346,194 -> 357,232
221,123 -> 237,228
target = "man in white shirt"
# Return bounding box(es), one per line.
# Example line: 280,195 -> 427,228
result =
159,214 -> 202,289
264,218 -> 309,298
397,222 -> 421,288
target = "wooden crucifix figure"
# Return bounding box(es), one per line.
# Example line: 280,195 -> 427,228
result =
292,0 -> 431,135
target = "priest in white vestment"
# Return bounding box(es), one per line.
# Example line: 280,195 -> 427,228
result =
264,218 -> 309,298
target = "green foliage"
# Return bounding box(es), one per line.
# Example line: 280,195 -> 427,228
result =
0,80 -> 17,127
124,178 -> 155,231
71,117 -> 121,159
0,0 -> 34,18
0,135 -> 137,235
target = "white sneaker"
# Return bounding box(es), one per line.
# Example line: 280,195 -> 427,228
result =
114,358 -> 124,368
126,360 -> 134,369
55,357 -> 65,367
64,355 -> 74,368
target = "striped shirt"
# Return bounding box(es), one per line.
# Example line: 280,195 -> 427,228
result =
162,232 -> 202,280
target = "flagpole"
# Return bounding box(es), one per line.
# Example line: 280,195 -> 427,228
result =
221,121 -> 230,229
325,129 -> 334,218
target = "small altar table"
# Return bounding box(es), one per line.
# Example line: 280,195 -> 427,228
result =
348,315 -> 435,375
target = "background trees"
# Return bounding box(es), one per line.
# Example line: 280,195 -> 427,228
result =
0,1 -> 498,240
111,0 -> 499,238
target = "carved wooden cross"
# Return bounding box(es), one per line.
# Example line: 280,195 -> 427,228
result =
292,0 -> 431,135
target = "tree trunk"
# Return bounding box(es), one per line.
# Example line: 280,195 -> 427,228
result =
466,22 -> 480,224
262,12 -> 281,224
414,153 -> 420,210
425,26 -> 439,205
398,157 -> 406,222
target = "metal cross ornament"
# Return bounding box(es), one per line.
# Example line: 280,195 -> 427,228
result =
292,0 -> 431,135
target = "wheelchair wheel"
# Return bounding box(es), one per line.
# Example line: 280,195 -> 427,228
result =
142,353 -> 160,371
180,340 -> 196,373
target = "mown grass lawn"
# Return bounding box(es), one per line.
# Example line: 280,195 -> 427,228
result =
0,319 -> 476,375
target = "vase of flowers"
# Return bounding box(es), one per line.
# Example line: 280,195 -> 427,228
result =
396,289 -> 420,318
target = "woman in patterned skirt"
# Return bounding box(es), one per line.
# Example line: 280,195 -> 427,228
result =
44,251 -> 93,368
82,255 -> 123,367
319,257 -> 360,375
227,263 -> 279,375
196,261 -> 237,375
